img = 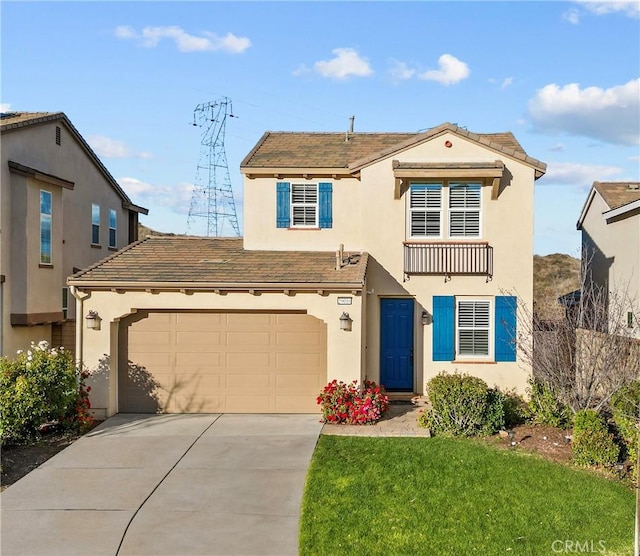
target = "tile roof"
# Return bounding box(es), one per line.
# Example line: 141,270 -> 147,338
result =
1,111 -> 148,215
241,122 -> 546,175
69,236 -> 368,290
594,181 -> 640,210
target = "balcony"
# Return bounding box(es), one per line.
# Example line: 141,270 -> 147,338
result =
404,242 -> 493,280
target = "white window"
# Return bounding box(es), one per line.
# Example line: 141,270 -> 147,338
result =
109,209 -> 117,248
409,184 -> 442,238
291,184 -> 318,227
449,183 -> 481,238
40,190 -> 52,264
91,204 -> 100,244
456,299 -> 490,357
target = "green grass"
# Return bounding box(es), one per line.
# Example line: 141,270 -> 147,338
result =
299,436 -> 634,556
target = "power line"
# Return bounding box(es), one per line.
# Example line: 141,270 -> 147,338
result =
187,97 -> 240,238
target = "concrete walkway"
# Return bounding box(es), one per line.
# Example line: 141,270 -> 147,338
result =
0,413 -> 323,556
321,400 -> 431,437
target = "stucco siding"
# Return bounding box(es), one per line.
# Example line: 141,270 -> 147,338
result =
76,289 -> 365,418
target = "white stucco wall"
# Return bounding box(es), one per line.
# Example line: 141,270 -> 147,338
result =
242,131 -> 536,394
76,289 -> 365,418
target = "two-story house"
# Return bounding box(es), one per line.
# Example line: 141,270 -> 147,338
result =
68,122 -> 546,418
0,112 -> 148,357
577,181 -> 640,337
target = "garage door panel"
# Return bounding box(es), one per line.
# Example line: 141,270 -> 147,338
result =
225,395 -> 272,413
276,331 -> 323,347
225,331 -> 271,346
121,311 -> 326,413
275,373 -> 323,390
129,331 -> 173,346
275,396 -> 318,413
176,331 -> 221,345
226,373 -> 271,390
175,312 -> 223,328
176,352 -> 222,367
276,353 -> 323,369
225,351 -> 271,367
226,313 -> 271,326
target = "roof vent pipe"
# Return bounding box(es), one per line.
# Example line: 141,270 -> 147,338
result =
345,115 -> 355,142
336,244 -> 345,270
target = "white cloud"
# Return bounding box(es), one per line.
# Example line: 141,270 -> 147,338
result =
389,60 -> 415,81
550,143 -> 566,152
0,103 -> 11,112
573,1 -> 640,18
418,54 -> 470,86
115,25 -> 251,54
500,77 -> 513,89
313,48 -> 373,80
119,177 -> 195,214
563,8 -> 582,24
88,135 -> 152,159
528,78 -> 640,145
539,161 -> 622,186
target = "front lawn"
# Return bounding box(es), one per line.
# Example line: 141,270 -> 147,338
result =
300,436 -> 634,555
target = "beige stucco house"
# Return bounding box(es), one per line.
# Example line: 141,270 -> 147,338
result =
0,112 -> 148,357
577,181 -> 640,336
69,122 -> 546,418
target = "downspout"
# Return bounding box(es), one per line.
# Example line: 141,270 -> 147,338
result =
0,274 -> 4,357
69,285 -> 91,372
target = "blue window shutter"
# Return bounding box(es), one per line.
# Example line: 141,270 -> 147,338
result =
319,182 -> 333,229
432,296 -> 454,361
276,182 -> 290,228
495,296 -> 517,362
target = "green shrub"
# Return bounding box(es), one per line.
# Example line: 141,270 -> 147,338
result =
527,379 -> 572,428
419,372 -> 505,437
502,389 -> 530,429
572,409 -> 619,467
611,381 -> 640,474
0,341 -> 93,444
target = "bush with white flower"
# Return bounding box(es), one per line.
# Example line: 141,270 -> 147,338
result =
0,341 -> 93,444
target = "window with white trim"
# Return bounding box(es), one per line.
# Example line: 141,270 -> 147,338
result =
40,190 -> 52,264
291,183 -> 318,227
409,184 -> 442,238
449,183 -> 481,238
109,209 -> 117,248
456,299 -> 490,357
91,204 -> 100,244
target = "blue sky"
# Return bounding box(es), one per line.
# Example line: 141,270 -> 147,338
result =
2,0 -> 639,256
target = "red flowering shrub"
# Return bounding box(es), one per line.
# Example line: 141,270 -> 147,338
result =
317,379 -> 389,425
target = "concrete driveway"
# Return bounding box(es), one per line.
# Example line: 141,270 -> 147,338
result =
0,413 -> 323,556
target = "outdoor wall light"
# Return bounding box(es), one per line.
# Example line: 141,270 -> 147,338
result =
421,310 -> 430,326
339,312 -> 352,331
85,310 -> 101,331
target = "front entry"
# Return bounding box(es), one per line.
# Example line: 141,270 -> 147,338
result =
380,298 -> 414,391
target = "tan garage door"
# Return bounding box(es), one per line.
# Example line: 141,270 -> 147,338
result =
118,311 -> 327,413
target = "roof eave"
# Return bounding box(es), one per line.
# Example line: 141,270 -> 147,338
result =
603,199 -> 640,221
67,280 -> 366,293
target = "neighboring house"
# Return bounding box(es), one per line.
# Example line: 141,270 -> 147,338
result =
69,122 -> 546,418
0,112 -> 148,357
577,181 -> 640,337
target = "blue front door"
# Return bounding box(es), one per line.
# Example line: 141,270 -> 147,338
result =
380,298 -> 414,391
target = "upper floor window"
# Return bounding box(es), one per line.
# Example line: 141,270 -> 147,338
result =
40,190 -> 52,264
409,184 -> 442,238
407,181 -> 482,239
449,183 -> 481,238
109,209 -> 117,248
91,204 -> 100,245
276,181 -> 332,229
291,184 -> 318,227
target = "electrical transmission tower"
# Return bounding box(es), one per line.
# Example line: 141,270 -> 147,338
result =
187,97 -> 240,237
